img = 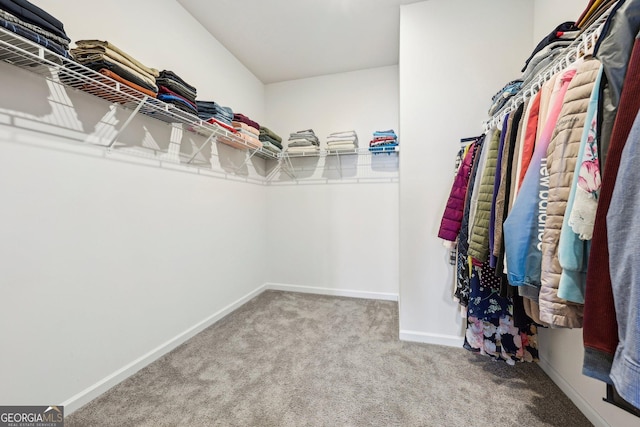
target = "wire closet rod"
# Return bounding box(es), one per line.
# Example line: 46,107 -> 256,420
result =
482,3 -> 616,132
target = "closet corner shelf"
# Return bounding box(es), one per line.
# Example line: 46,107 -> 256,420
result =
281,146 -> 399,159
0,27 -> 279,162
0,27 -> 398,185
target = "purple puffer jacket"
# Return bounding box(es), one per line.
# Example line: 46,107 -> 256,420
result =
438,144 -> 476,242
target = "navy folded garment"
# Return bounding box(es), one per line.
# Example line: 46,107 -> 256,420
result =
158,93 -> 198,115
0,16 -> 69,58
0,0 -> 69,42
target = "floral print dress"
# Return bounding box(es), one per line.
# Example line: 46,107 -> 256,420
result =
464,262 -> 539,365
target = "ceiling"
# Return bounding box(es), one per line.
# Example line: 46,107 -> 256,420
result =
177,0 -> 424,84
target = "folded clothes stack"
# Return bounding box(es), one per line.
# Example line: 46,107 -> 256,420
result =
233,113 -> 260,130
156,70 -> 198,115
231,118 -> 262,150
488,79 -> 523,116
196,100 -> 234,126
326,130 -> 358,151
0,0 -> 71,58
521,21 -> 579,85
286,129 -> 320,154
71,40 -> 159,97
369,129 -> 398,153
259,126 -> 283,154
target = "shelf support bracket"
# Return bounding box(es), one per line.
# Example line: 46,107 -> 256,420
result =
107,95 -> 148,148
335,151 -> 343,179
265,160 -> 281,182
233,148 -> 260,173
187,132 -> 217,164
282,155 -> 297,181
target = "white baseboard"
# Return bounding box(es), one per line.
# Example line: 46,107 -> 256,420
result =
537,358 -> 609,427
62,284 -> 267,415
399,330 -> 464,347
264,282 -> 399,301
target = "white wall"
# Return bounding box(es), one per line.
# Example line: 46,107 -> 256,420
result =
398,0 -> 533,345
265,66 -> 398,150
0,0 -> 268,412
266,184 -> 399,299
265,67 -> 399,298
533,2 -> 639,427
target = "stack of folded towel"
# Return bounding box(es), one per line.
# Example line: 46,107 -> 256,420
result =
369,129 -> 398,152
196,101 -> 234,126
231,113 -> 262,150
259,127 -> 283,154
286,129 -> 320,154
0,0 -> 71,58
71,40 -> 159,97
326,130 -> 358,151
156,70 -> 198,115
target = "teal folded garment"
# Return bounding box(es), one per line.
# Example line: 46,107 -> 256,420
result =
259,133 -> 282,149
261,140 -> 282,153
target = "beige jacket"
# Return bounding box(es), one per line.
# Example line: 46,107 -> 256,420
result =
539,58 -> 602,328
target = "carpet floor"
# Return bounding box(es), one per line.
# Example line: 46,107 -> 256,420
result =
66,291 -> 592,426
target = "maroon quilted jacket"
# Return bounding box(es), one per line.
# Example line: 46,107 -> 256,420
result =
438,144 -> 476,242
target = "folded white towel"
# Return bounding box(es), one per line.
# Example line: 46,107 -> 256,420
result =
326,143 -> 357,151
286,146 -> 320,154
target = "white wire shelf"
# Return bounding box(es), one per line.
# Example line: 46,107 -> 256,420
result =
0,26 -> 399,184
0,26 -> 279,162
281,146 -> 399,159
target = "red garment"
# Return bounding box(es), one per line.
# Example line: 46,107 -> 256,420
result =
517,91 -> 541,190
206,118 -> 237,134
584,39 -> 640,364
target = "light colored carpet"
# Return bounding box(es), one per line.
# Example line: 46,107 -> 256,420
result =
66,291 -> 592,426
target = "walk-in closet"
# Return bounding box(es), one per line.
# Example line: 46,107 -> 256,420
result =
1,0 -> 638,426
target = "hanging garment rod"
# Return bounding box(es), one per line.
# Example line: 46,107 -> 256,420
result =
460,135 -> 483,144
482,3 -> 616,132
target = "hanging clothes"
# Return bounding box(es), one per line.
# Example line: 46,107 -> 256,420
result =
557,66 -> 604,305
438,144 -> 478,243
584,31 -> 640,385
452,138 -> 484,306
468,128 -> 503,263
606,109 -> 640,410
539,58 -> 601,328
502,68 -> 574,306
